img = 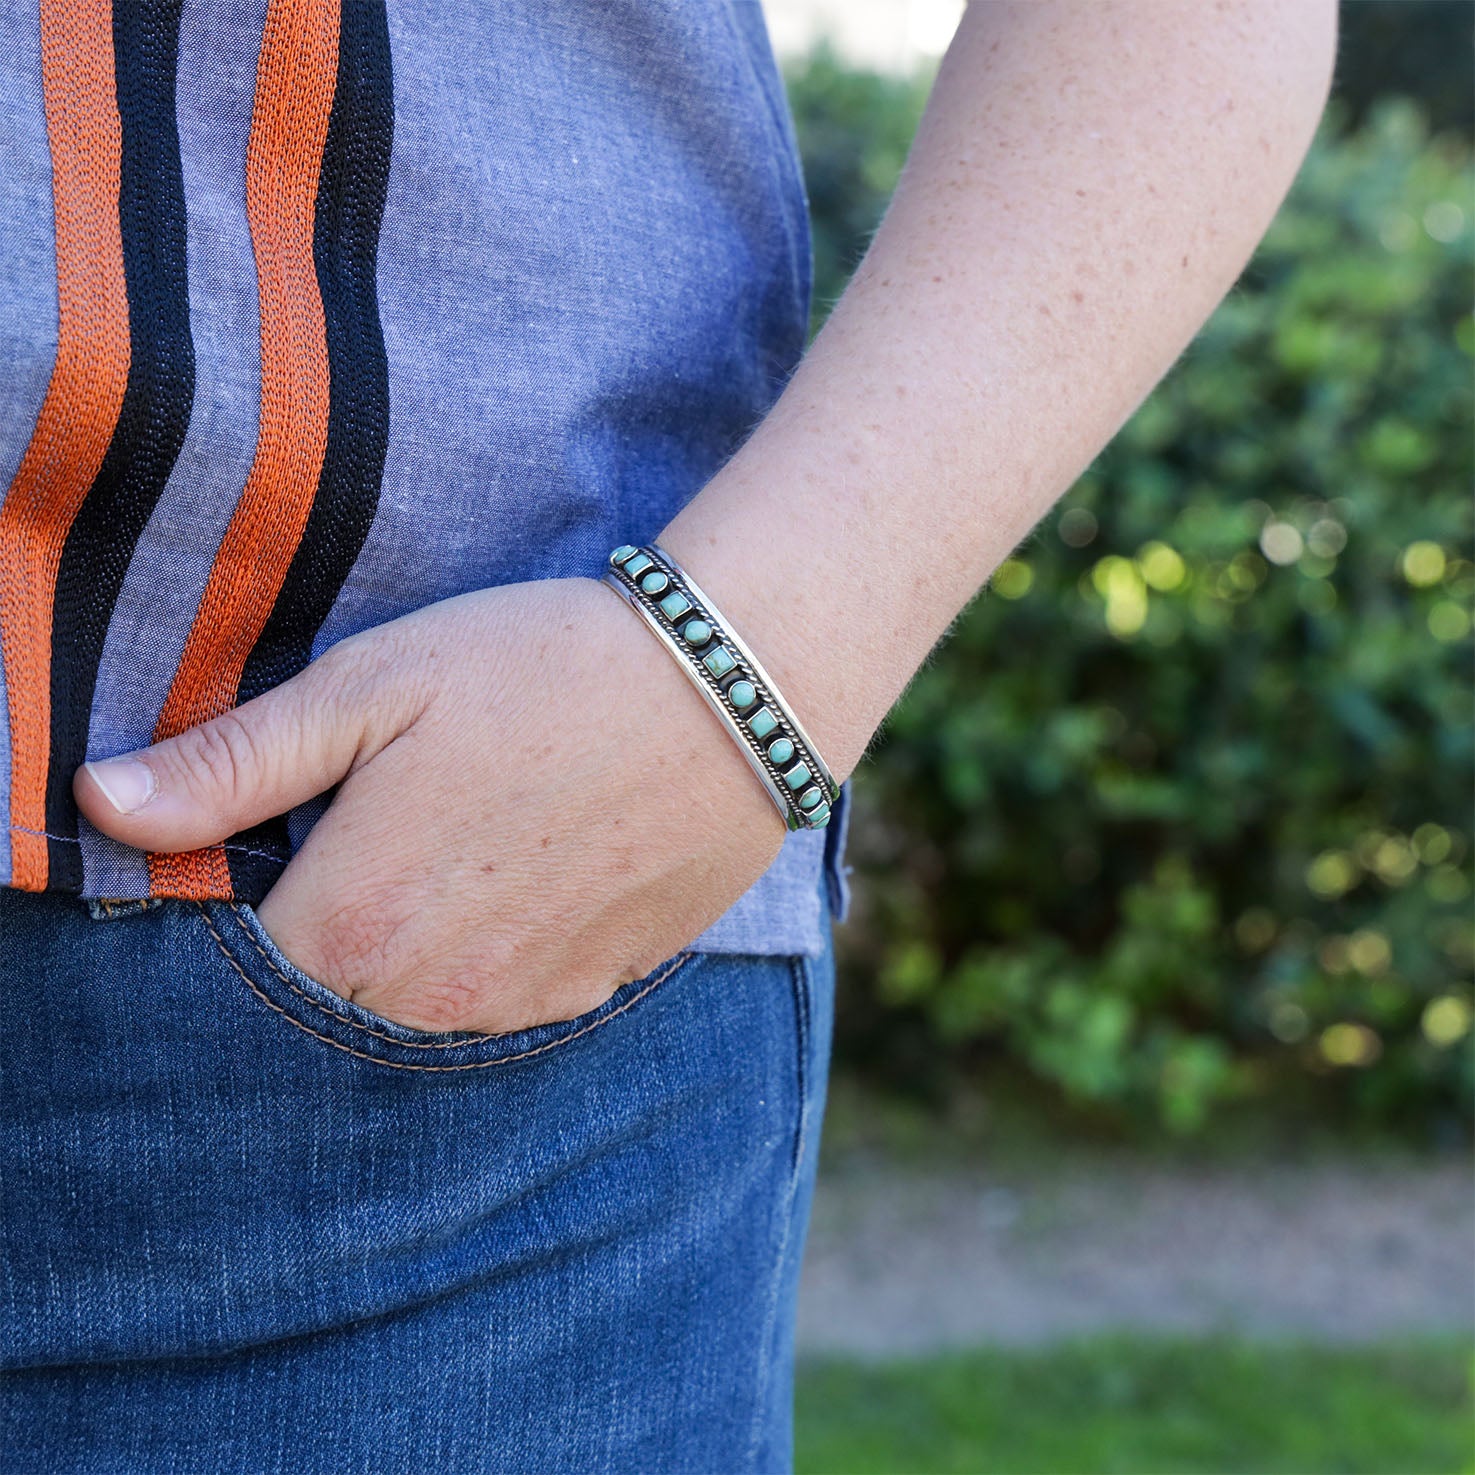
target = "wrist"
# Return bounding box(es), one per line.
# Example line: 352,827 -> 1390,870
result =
650,526 -> 877,787
602,544 -> 842,832
656,409 -> 945,784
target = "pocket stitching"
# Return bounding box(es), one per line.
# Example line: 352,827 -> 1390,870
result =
220,904 -> 503,1047
199,903 -> 695,1072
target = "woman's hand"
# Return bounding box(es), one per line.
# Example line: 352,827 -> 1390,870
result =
74,577 -> 788,1033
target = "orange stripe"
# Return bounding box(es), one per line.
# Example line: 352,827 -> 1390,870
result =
148,0 -> 340,898
0,0 -> 130,890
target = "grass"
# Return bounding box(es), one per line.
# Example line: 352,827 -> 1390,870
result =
795,1337 -> 1473,1475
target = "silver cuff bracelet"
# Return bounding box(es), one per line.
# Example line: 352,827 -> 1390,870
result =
602,542 -> 839,831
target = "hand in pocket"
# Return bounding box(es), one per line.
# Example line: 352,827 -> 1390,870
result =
76,578 -> 785,1033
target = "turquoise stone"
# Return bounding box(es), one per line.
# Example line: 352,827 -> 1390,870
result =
623,552 -> 653,578
746,706 -> 778,740
703,645 -> 736,678
639,570 -> 669,596
805,801 -> 831,828
798,787 -> 824,811
783,762 -> 811,791
728,679 -> 757,709
610,544 -> 639,566
682,618 -> 712,647
767,737 -> 795,766
659,590 -> 692,621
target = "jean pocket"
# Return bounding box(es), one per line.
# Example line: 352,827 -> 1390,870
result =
193,900 -> 698,1073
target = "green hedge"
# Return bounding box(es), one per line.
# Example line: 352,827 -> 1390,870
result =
787,56 -> 1474,1135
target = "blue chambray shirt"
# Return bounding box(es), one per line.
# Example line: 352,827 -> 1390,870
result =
0,0 -> 851,953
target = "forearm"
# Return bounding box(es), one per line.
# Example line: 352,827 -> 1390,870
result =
658,0 -> 1336,782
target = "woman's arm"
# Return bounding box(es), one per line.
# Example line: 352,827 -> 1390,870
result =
661,0 -> 1338,780
74,0 -> 1339,1032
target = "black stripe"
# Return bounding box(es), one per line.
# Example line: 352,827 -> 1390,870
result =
46,0 -> 193,889
227,0 -> 395,900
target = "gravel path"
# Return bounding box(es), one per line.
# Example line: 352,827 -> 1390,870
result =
796,1153 -> 1473,1355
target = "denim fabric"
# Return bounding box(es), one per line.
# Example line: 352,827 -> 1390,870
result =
0,869 -> 835,1471
0,0 -> 853,949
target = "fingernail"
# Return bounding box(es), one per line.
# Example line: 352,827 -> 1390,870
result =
85,758 -> 158,815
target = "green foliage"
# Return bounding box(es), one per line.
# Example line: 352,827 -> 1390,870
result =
785,56 -> 1475,1136
796,1338 -> 1473,1474
783,43 -> 932,337
1334,1 -> 1473,141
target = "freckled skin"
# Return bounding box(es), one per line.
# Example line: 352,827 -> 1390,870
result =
661,0 -> 1337,781
77,0 -> 1338,1034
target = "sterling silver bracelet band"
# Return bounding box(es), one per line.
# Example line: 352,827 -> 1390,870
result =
601,542 -> 839,831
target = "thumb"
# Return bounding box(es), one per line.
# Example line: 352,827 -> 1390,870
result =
74,640 -> 411,854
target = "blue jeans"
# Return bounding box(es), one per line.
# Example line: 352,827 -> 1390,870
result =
0,881 -> 835,1473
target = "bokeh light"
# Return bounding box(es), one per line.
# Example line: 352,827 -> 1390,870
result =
1402,540 -> 1447,586
1319,1022 -> 1383,1068
1260,521 -> 1304,565
1421,995 -> 1472,1048
991,558 -> 1033,600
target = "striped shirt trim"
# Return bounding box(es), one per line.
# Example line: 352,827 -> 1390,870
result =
46,0 -> 194,891
0,0 -> 130,890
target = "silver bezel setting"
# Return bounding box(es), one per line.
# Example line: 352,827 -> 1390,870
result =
602,542 -> 840,832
